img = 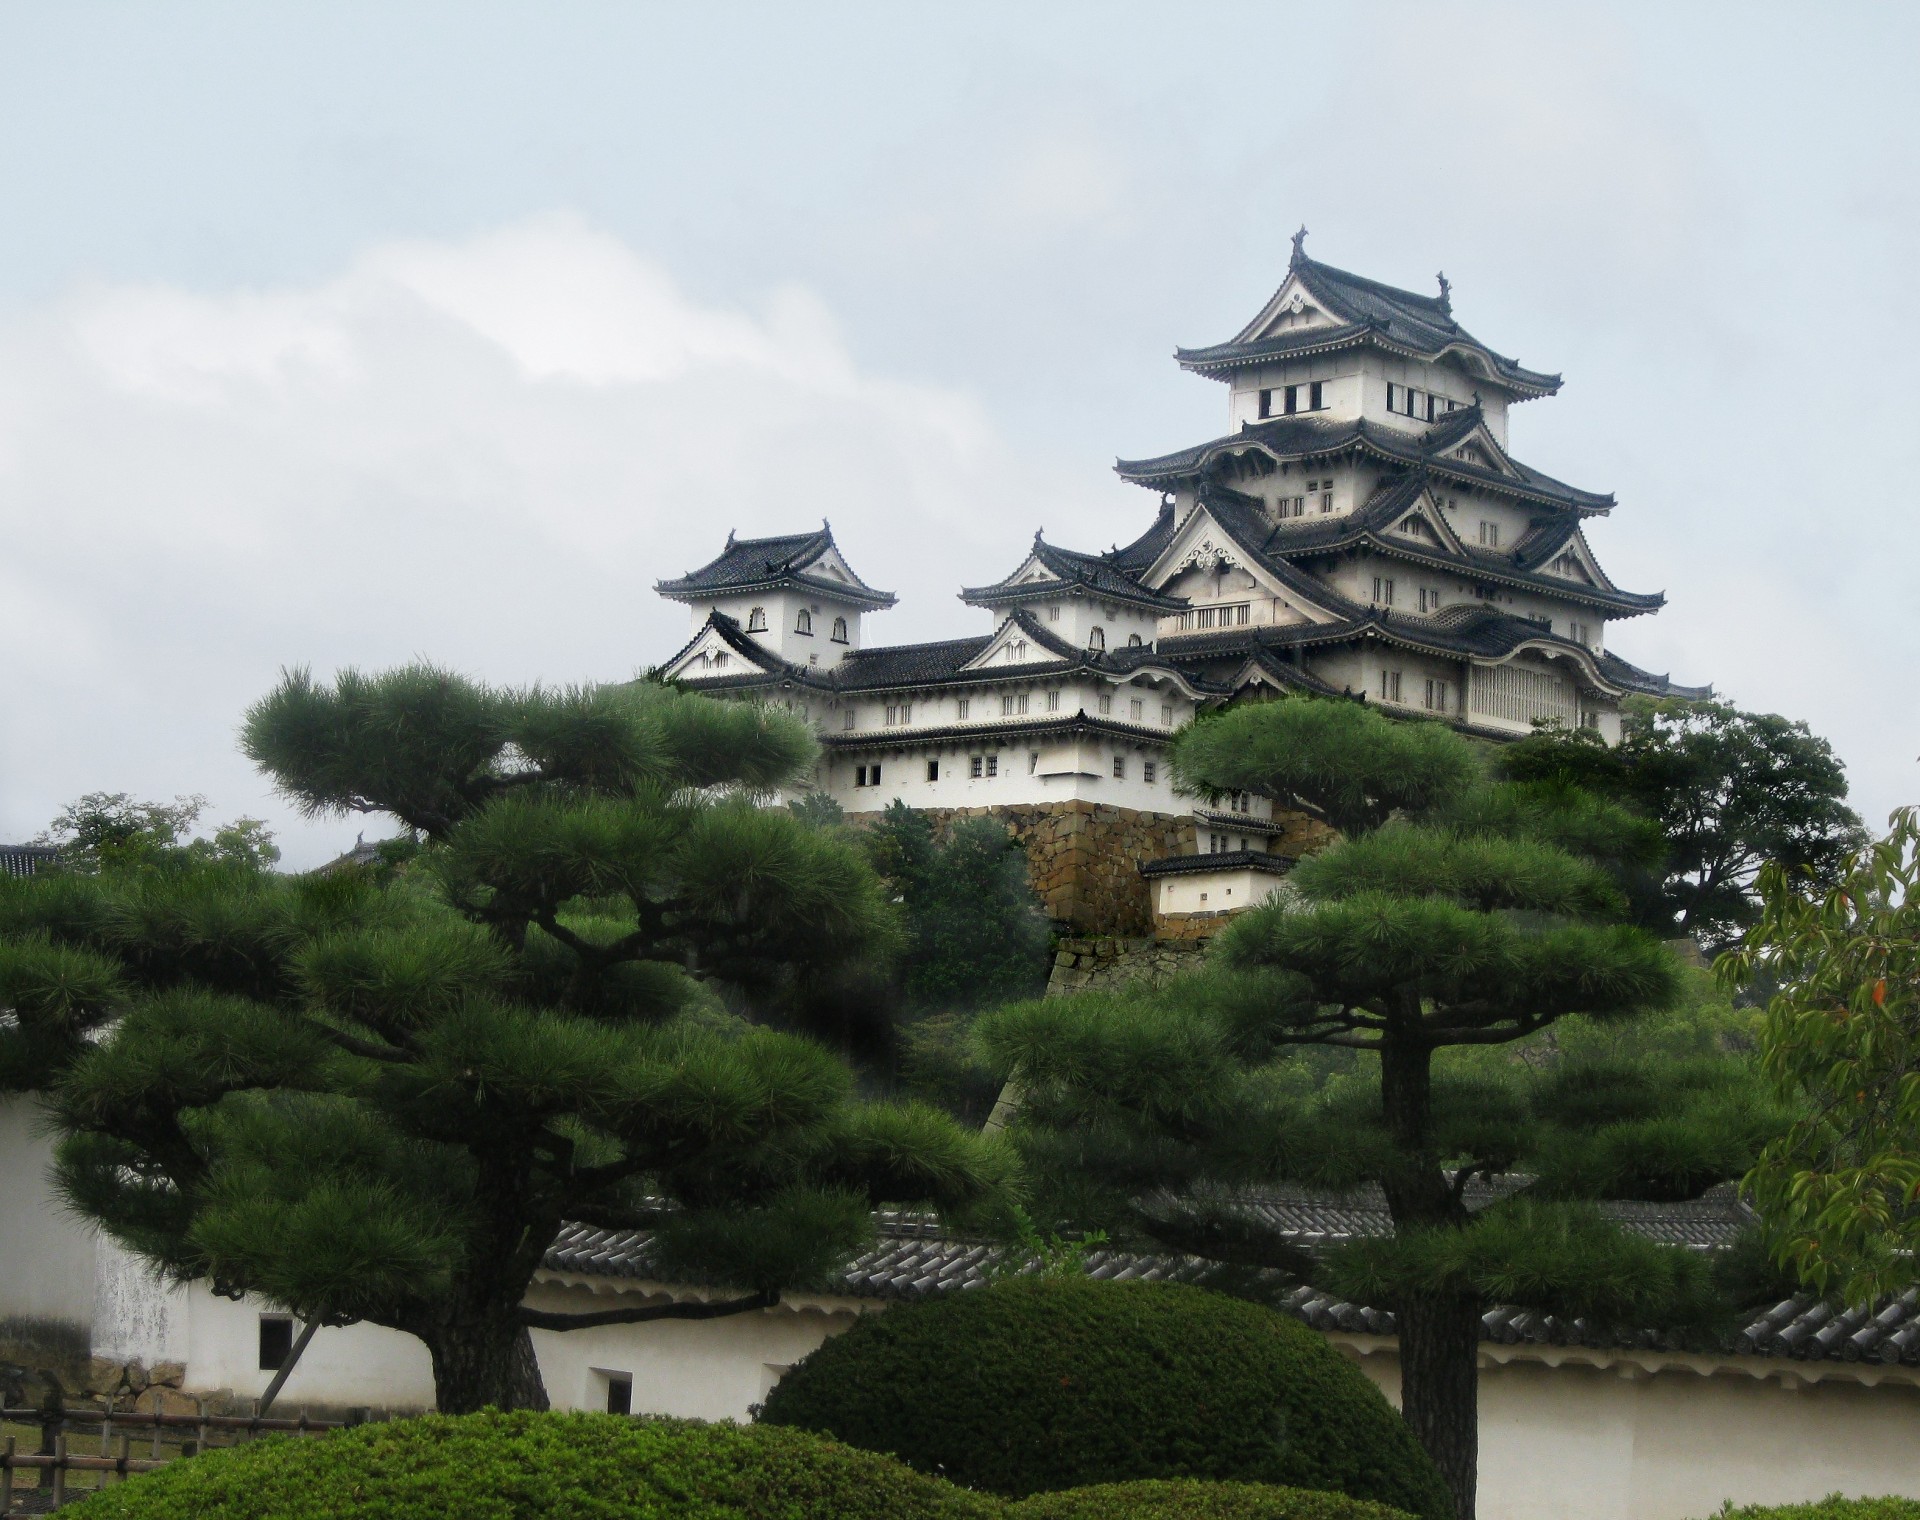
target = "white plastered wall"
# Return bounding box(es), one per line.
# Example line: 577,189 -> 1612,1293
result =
1152,868 -> 1287,917
1344,1342 -> 1920,1520
0,1095 -> 98,1349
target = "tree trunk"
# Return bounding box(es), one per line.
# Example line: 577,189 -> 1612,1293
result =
1378,1025 -> 1481,1520
1397,1291 -> 1483,1520
427,1316 -> 550,1413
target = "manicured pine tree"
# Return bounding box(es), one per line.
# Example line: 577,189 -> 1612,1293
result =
0,667 -> 1010,1413
980,697 -> 1775,1520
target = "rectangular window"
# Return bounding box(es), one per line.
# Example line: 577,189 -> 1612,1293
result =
1371,577 -> 1395,607
1047,605 -> 1060,622
1418,587 -> 1441,613
985,755 -> 998,778
605,1375 -> 633,1417
258,1316 -> 294,1372
1283,384 -> 1299,414
1572,622 -> 1592,647
1098,694 -> 1113,715
1161,704 -> 1173,725
1380,669 -> 1402,702
926,760 -> 940,782
1112,756 -> 1126,779
1144,760 -> 1158,783
1002,695 -> 1015,716
843,710 -> 856,731
872,763 -> 882,785
1309,380 -> 1324,410
1424,679 -> 1449,713
969,756 -> 983,778
884,704 -> 910,725
1130,699 -> 1144,720
1046,690 -> 1060,711
1258,388 -> 1273,419
1478,521 -> 1501,548
1321,490 -> 1334,512
956,698 -> 970,720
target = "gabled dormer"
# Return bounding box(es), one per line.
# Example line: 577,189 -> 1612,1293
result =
958,610 -> 1086,671
655,523 -> 894,670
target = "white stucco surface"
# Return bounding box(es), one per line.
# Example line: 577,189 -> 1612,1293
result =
0,1095 -> 97,1343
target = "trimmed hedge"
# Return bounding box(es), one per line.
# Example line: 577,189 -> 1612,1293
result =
757,1278 -> 1452,1520
1713,1504 -> 1920,1520
1006,1479 -> 1416,1520
63,1409 -> 998,1520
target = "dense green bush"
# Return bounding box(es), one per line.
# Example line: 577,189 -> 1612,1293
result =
65,1410 -> 997,1520
1713,1502 -> 1920,1520
757,1278 -> 1451,1519
1005,1479 -> 1415,1520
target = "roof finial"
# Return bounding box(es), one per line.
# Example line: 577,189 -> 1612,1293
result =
1290,225 -> 1309,265
1436,270 -> 1452,311
724,528 -> 736,548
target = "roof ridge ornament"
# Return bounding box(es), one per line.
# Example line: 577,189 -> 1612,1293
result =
1290,225 -> 1309,266
1435,271 -> 1452,314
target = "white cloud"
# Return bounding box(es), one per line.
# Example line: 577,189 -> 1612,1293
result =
0,215 -> 1081,867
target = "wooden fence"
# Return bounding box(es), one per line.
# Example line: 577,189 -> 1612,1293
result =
0,1396 -> 364,1513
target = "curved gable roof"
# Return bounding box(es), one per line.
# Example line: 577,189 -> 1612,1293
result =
1175,251 -> 1562,399
655,524 -> 897,609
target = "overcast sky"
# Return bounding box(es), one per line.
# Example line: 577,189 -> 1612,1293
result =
2,2 -> 1915,869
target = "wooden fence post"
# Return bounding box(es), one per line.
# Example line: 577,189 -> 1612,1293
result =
3,1433 -> 15,1517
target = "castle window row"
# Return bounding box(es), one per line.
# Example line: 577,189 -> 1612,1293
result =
743,607 -> 849,642
844,687 -> 1182,732
1257,381 -> 1326,418
1175,603 -> 1251,631
1386,383 -> 1465,422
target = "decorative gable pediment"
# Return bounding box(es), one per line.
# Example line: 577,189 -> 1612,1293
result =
1386,493 -> 1468,557
1438,421 -> 1520,479
1537,527 -> 1614,590
1234,273 -> 1341,344
1137,506 -> 1343,624
805,543 -> 861,588
959,615 -> 1062,672
661,621 -> 776,682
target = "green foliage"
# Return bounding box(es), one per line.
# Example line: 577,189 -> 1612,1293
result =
1724,806 -> 1920,1302
1173,698 -> 1479,836
986,695 -> 1778,1519
1499,698 -> 1865,949
1004,1481 -> 1414,1520
63,1410 -> 998,1520
2,667 -> 1010,1412
1710,1501 -> 1920,1520
758,1277 -> 1453,1520
865,802 -> 1051,1011
33,792 -> 282,876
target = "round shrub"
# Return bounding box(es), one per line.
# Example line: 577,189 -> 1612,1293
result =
64,1409 -> 998,1520
1006,1479 -> 1415,1520
757,1277 -> 1451,1520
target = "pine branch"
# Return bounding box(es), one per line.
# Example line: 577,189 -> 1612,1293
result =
301,1019 -> 417,1065
519,1289 -> 777,1331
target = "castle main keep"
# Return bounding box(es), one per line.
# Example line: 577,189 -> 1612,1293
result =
655,238 -> 1705,935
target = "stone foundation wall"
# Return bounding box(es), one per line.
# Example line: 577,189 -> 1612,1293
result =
1045,936 -> 1209,996
913,801 -> 1194,935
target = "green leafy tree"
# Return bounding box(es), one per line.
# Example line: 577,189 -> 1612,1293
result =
980,697 -> 1777,1520
1723,806 -> 1920,1302
1499,698 -> 1864,950
0,666 -> 1009,1412
865,803 -> 1052,1011
33,792 -> 282,874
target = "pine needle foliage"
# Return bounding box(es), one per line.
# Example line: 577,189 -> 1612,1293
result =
979,696 -> 1781,1520
0,666 -> 1011,1413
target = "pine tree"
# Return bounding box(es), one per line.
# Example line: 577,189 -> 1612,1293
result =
979,697 -> 1777,1520
0,667 -> 1010,1413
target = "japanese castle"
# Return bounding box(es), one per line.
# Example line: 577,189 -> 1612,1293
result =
656,236 -> 1705,935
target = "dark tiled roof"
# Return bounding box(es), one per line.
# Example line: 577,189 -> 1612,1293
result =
1596,650 -> 1714,701
0,845 -> 57,879
1140,849 -> 1294,878
542,1187 -> 1900,1365
834,635 -> 996,688
1116,409 -> 1614,518
1175,253 -> 1561,399
962,537 -> 1187,614
824,712 -> 1182,754
655,526 -> 896,609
